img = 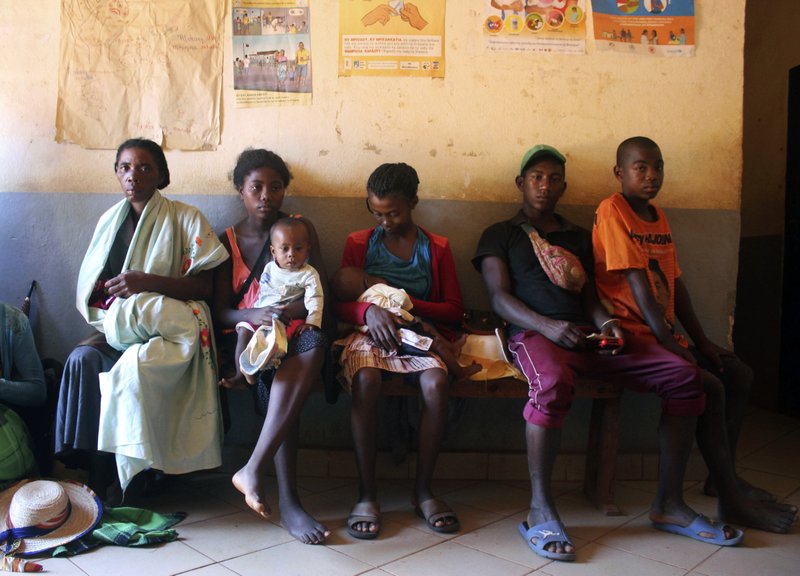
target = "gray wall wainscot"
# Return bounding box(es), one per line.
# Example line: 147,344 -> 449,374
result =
0,192 -> 740,454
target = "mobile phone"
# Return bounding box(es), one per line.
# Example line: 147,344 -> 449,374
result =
585,333 -> 623,352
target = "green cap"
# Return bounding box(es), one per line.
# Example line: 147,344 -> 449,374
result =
520,145 -> 566,174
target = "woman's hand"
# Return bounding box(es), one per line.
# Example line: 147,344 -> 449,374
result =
364,304 -> 403,352
246,305 -> 286,327
105,271 -> 152,297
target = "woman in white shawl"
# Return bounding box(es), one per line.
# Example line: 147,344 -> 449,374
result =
55,139 -> 228,500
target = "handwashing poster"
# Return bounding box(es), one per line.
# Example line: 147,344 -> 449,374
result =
591,0 -> 695,56
483,0 -> 588,54
339,0 -> 446,77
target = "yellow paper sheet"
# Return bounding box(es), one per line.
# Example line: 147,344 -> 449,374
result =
56,0 -> 225,150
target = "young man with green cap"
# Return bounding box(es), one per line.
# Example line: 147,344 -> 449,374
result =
473,145 -> 741,561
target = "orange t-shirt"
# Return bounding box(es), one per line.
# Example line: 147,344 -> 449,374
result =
593,193 -> 683,342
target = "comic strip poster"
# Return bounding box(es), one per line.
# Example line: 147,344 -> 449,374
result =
591,0 -> 695,56
483,1 -> 588,54
233,0 -> 312,108
339,0 -> 446,77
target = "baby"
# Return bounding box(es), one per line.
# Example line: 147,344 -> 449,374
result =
232,217 -> 323,386
332,267 -> 480,382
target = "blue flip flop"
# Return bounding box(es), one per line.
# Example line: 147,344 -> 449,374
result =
518,520 -> 576,562
652,514 -> 743,546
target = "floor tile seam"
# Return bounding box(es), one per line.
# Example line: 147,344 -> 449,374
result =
452,513 -> 520,542
207,537 -> 314,567
592,540 -> 718,571
593,508 -> 657,542
169,559 -> 226,576
178,519 -> 295,558
443,539 -> 541,572
735,464 -> 800,482
330,536 -> 447,569
175,508 -> 246,527
444,500 -> 528,520
64,558 -> 92,576
171,537 -> 229,564
361,538 -> 538,573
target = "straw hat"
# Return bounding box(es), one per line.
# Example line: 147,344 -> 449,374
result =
238,318 -> 288,376
0,479 -> 102,556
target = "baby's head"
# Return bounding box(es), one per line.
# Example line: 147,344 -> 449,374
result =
330,267 -> 373,302
270,217 -> 310,271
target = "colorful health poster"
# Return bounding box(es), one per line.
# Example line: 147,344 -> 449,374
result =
483,1 -> 588,54
591,0 -> 695,56
339,0 -> 446,78
232,0 -> 312,108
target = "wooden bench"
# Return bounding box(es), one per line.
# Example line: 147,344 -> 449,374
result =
381,374 -> 623,516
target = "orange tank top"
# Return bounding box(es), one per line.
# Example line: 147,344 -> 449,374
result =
225,227 -> 262,310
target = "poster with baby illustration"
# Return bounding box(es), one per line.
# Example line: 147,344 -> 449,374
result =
483,0 -> 588,54
339,0 -> 446,77
591,0 -> 695,56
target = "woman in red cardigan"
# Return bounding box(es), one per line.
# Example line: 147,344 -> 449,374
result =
331,163 -> 466,540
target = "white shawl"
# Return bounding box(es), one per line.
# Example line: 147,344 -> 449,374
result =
77,191 -> 228,489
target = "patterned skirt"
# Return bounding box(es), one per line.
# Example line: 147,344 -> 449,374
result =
334,331 -> 446,393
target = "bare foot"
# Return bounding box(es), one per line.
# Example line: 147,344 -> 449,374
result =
718,495 -> 797,534
232,467 -> 271,519
280,498 -> 330,544
453,362 -> 482,383
704,475 -> 777,502
220,373 -> 250,390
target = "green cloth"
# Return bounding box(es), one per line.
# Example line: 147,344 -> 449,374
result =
52,506 -> 186,557
0,405 -> 35,487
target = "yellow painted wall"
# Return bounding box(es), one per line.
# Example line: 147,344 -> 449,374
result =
1,1 -> 745,210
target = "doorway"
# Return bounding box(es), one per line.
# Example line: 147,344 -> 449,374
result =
779,65 -> 800,416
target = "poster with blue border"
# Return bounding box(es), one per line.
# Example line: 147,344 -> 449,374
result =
591,0 -> 695,57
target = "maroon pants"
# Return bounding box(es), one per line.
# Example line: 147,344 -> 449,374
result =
509,331 -> 706,429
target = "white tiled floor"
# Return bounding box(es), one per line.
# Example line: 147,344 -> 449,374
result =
38,407 -> 800,576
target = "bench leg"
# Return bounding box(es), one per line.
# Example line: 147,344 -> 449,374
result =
583,395 -> 622,516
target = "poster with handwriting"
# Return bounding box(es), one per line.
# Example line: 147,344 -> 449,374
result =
591,0 -> 695,56
56,0 -> 225,150
483,0 -> 588,54
339,0 -> 446,77
233,0 -> 312,108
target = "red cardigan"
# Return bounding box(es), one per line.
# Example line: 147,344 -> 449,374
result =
333,227 -> 465,333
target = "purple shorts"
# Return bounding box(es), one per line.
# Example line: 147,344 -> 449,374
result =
509,330 -> 705,429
